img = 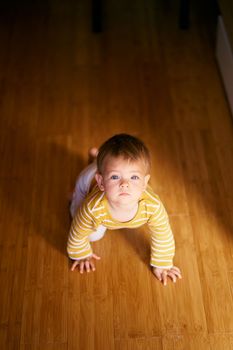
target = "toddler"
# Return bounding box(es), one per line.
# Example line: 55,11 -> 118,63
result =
67,134 -> 182,285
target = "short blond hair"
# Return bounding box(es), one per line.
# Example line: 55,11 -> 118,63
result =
97,134 -> 151,174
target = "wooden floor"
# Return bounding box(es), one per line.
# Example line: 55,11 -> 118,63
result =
1,0 -> 233,349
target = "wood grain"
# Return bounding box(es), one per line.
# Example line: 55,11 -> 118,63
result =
0,0 -> 232,349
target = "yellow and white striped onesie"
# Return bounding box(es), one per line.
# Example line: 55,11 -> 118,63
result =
67,183 -> 175,269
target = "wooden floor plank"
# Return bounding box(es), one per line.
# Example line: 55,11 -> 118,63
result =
209,333 -> 233,350
115,337 -> 162,350
162,334 -> 211,350
0,0 -> 233,349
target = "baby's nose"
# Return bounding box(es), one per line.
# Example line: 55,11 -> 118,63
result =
120,179 -> 129,187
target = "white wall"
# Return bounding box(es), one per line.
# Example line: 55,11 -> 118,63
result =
216,16 -> 233,116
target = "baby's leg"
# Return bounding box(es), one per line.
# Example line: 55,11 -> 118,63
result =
70,158 -> 107,242
70,161 -> 97,218
89,225 -> 106,242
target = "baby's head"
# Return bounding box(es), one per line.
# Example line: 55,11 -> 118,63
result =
96,133 -> 151,175
95,134 -> 151,206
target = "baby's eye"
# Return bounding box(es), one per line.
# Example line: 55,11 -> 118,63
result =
110,175 -> 119,180
131,175 -> 139,180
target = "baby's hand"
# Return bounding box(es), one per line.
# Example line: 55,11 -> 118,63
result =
152,266 -> 182,286
71,253 -> 101,273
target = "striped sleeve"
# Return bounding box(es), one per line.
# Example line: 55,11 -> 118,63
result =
67,202 -> 96,260
147,200 -> 175,269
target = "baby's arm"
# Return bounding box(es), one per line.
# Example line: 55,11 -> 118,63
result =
148,199 -> 182,285
67,203 -> 100,272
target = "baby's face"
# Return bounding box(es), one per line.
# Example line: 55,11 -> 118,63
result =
95,156 -> 150,207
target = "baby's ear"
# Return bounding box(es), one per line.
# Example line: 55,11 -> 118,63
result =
95,173 -> 105,191
144,174 -> 150,188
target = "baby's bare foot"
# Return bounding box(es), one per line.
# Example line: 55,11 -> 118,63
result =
88,147 -> 99,163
